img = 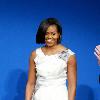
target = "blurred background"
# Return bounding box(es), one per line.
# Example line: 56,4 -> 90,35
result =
0,0 -> 100,100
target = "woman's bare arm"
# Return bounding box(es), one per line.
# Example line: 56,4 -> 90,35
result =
25,51 -> 37,100
67,55 -> 77,100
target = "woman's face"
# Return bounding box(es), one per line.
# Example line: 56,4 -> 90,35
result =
45,25 -> 60,47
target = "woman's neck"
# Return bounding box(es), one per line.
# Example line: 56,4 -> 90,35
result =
44,44 -> 61,50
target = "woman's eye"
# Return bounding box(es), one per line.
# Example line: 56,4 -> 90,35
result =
52,33 -> 56,35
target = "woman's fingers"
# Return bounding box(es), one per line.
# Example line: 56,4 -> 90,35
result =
94,51 -> 100,60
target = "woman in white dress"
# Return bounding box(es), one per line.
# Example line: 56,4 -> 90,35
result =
25,18 -> 77,100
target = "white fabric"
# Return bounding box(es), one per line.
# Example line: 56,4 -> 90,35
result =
32,48 -> 75,100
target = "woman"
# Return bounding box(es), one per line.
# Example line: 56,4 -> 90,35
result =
25,18 -> 77,100
94,45 -> 100,65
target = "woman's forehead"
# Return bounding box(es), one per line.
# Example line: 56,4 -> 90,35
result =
46,25 -> 58,32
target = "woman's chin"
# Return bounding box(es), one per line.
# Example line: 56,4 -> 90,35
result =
46,44 -> 58,48
46,43 -> 55,47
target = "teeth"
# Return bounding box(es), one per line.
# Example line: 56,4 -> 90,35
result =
47,39 -> 52,42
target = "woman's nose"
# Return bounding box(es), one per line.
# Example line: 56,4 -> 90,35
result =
47,34 -> 52,38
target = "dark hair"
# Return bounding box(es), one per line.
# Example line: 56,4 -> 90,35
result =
36,18 -> 62,44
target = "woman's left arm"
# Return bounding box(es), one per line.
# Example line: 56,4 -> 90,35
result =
67,55 -> 77,100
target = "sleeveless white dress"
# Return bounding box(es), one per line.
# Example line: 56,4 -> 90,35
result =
32,47 -> 75,100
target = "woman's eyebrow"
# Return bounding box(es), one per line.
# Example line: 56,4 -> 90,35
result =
46,31 -> 57,33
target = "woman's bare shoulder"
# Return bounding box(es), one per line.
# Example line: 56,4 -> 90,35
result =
30,49 -> 37,60
30,47 -> 41,59
59,44 -> 69,50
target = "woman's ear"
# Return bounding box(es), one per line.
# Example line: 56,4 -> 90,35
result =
57,34 -> 61,43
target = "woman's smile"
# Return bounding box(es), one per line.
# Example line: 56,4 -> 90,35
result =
47,39 -> 53,42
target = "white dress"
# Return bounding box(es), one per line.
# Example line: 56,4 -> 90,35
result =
32,47 -> 75,100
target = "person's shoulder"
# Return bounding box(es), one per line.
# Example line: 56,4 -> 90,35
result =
31,47 -> 42,58
30,48 -> 39,58
61,45 -> 73,51
61,45 -> 75,55
31,51 -> 36,57
59,44 -> 68,50
29,50 -> 36,60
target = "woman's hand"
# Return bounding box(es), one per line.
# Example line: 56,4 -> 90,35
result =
94,45 -> 100,65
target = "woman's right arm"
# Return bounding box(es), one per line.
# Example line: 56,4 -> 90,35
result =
25,51 -> 37,100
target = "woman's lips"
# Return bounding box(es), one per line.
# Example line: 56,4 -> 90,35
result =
47,39 -> 52,42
